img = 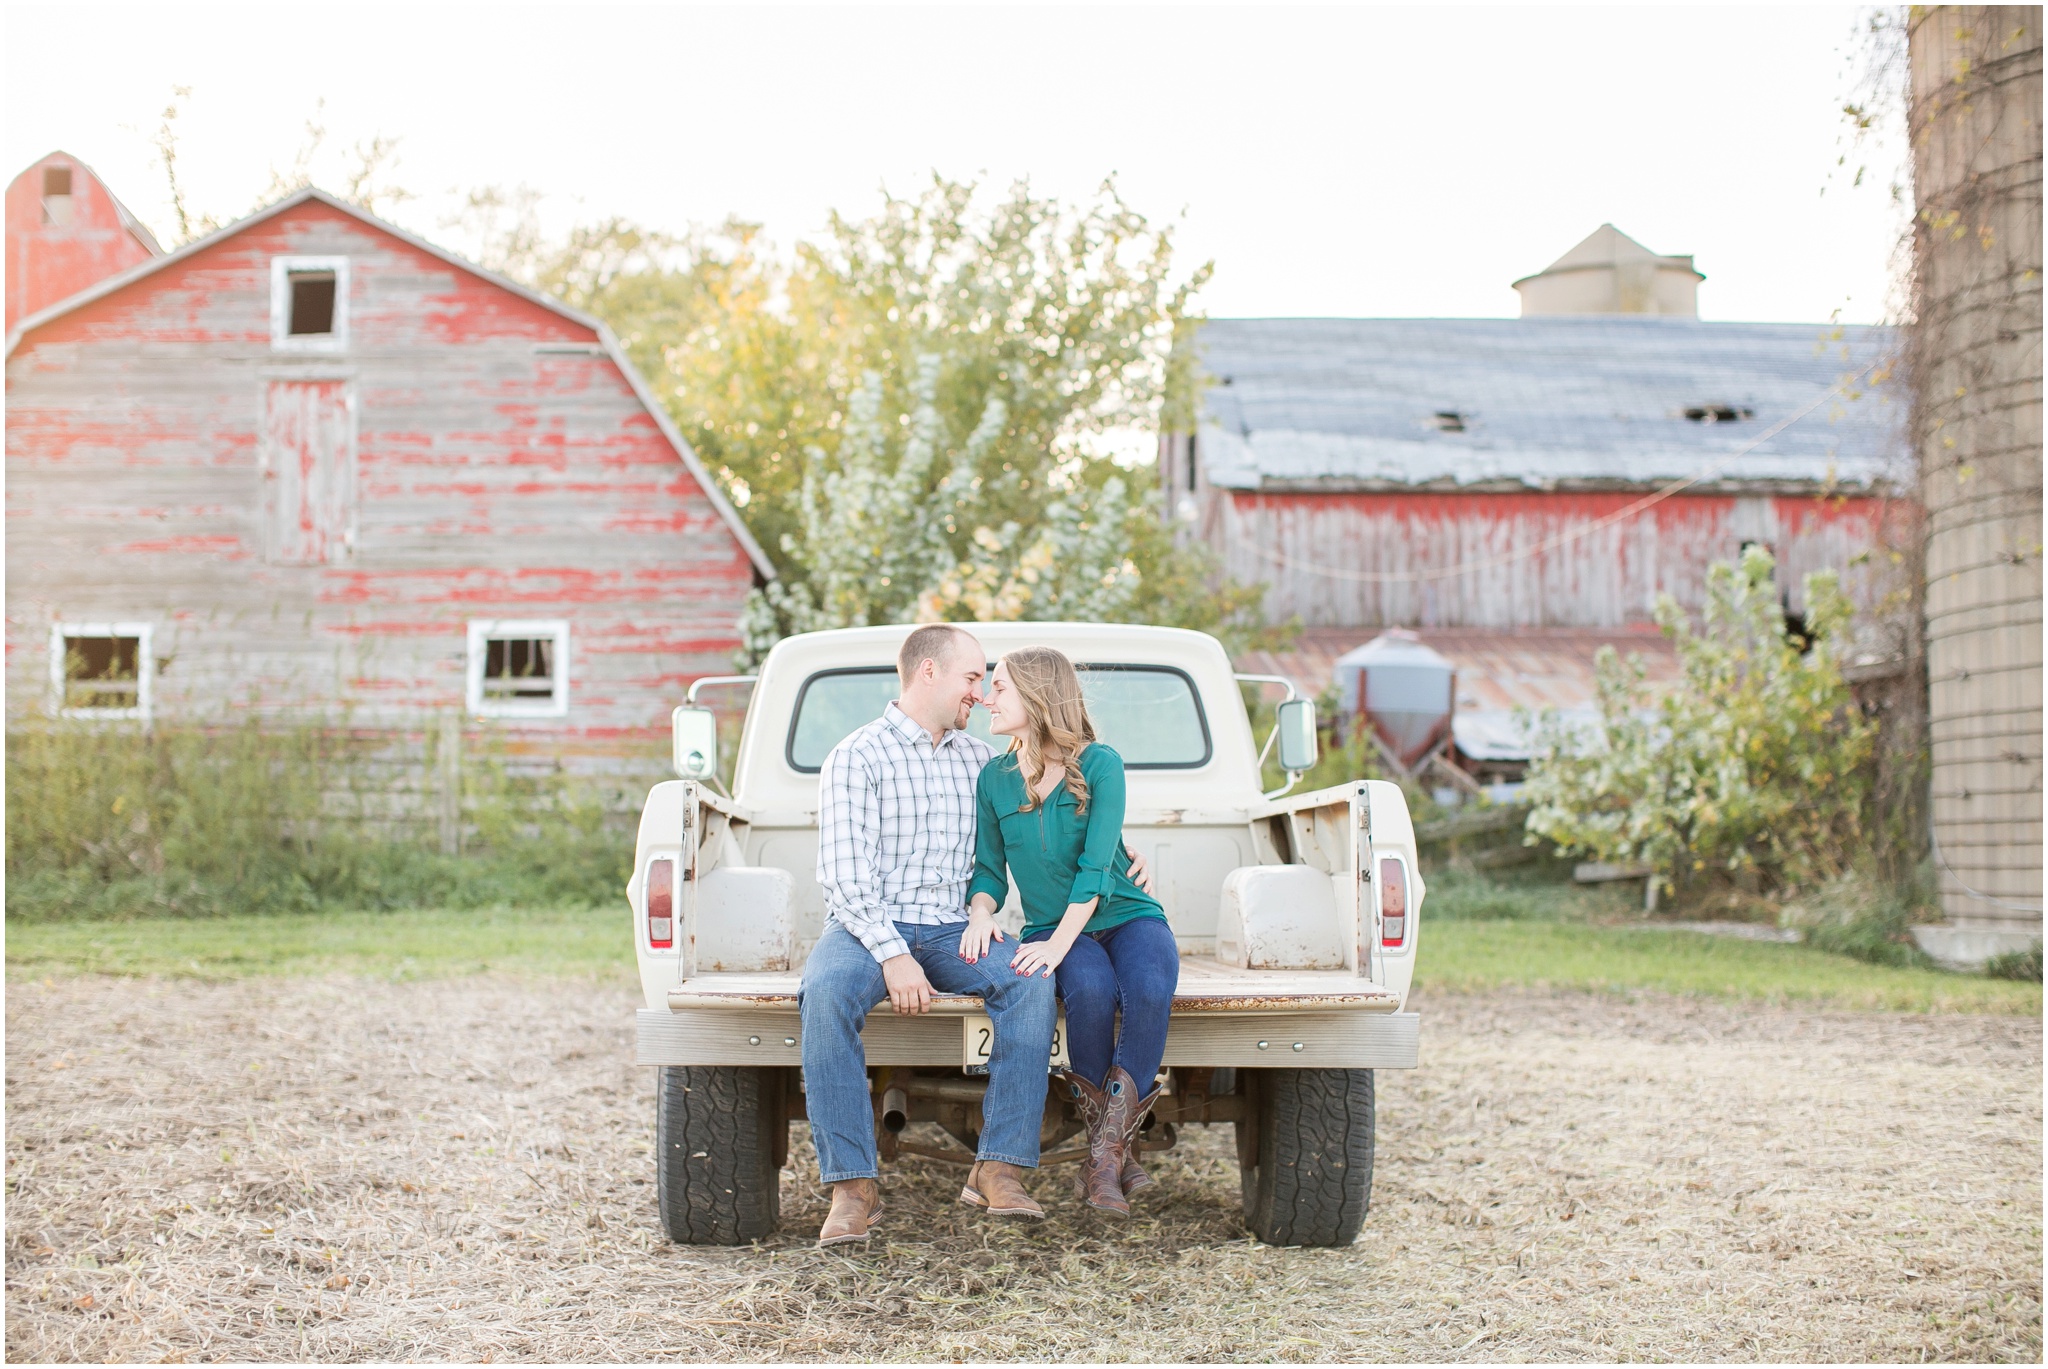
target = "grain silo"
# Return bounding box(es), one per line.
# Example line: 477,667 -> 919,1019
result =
1908,7 -> 2044,964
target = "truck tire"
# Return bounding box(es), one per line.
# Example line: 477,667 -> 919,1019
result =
655,1065 -> 783,1244
1236,1068 -> 1375,1247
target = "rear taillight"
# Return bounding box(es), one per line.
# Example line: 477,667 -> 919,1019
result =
1379,856 -> 1407,949
646,857 -> 674,949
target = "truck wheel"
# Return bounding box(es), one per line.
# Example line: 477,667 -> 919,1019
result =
1236,1068 -> 1375,1247
655,1065 -> 783,1244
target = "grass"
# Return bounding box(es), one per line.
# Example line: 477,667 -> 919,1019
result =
1414,920 -> 2040,1014
4,906 -> 632,983
8,881 -> 2041,1013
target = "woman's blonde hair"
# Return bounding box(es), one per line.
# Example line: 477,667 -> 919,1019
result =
1000,646 -> 1097,814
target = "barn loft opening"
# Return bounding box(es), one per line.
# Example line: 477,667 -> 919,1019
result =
483,637 -> 556,700
1684,404 -> 1753,423
41,165 -> 73,226
287,271 -> 338,335
61,633 -> 140,709
1738,539 -> 1812,649
1431,411 -> 1467,433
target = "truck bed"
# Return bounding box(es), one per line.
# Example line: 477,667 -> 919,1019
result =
637,957 -> 1417,1070
664,956 -> 1401,1013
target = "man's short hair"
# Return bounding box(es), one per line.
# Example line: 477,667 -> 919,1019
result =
898,624 -> 971,685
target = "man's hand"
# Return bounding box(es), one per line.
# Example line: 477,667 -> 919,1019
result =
1126,845 -> 1157,896
881,954 -> 934,1015
958,909 -> 1005,965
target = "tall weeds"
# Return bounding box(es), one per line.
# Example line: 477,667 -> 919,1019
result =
6,718 -> 635,920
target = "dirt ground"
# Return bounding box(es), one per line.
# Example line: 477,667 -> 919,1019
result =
5,975 -> 2040,1363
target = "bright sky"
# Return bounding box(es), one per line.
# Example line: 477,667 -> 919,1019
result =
3,3 -> 1906,324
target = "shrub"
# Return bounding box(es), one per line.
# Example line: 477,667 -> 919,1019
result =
1983,944 -> 2044,982
1522,547 -> 1877,901
5,717 -> 634,920
1782,868 -> 1936,969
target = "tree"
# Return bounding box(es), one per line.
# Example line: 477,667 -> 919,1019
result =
1521,546 -> 1877,898
464,175 -> 1265,662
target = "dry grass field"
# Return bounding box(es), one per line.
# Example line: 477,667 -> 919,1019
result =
6,973 -> 2040,1362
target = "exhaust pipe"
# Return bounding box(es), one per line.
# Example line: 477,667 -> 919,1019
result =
880,1085 -> 909,1133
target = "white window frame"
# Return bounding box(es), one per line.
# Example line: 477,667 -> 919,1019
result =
270,255 -> 350,353
49,621 -> 154,722
467,620 -> 570,719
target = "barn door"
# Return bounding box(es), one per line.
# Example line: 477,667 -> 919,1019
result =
262,379 -> 355,565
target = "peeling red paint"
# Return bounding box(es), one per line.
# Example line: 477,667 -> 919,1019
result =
115,535 -> 247,556
8,192 -> 762,758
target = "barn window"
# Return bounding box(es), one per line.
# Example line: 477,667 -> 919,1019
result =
50,622 -> 153,720
270,256 -> 350,352
41,165 -> 73,226
288,273 -> 337,335
467,620 -> 570,718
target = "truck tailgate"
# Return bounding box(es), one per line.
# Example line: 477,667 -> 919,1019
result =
639,959 -> 1417,1070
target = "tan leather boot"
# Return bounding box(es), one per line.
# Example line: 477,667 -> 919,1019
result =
816,1178 -> 883,1247
959,1160 -> 1045,1218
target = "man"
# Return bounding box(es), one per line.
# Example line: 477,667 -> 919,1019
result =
797,623 -> 1151,1246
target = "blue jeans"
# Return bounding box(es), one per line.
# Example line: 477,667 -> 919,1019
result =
1024,915 -> 1179,1090
798,919 -> 1058,1184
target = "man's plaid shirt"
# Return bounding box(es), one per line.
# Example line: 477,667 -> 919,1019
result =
816,702 -> 995,963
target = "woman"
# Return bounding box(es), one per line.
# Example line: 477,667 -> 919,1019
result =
958,646 -> 1179,1217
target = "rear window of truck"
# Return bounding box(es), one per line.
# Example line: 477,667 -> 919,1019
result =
787,664 -> 1212,772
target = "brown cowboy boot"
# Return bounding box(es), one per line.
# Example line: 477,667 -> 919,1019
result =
1120,1148 -> 1156,1198
959,1160 -> 1045,1218
1080,1070 -> 1153,1216
816,1178 -> 883,1247
1106,1067 -> 1164,1197
1057,1070 -> 1109,1199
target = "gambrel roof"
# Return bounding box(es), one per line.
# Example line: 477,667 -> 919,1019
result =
6,186 -> 774,579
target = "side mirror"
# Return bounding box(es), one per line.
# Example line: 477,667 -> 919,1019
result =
672,705 -> 719,781
1275,697 -> 1319,774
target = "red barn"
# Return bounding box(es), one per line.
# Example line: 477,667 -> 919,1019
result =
6,152 -> 162,334
1168,312 -> 1914,779
5,183 -> 771,781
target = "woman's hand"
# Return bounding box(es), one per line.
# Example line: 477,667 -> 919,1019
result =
958,907 -> 1005,964
1011,936 -> 1069,979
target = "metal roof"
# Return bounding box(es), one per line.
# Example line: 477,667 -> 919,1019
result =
1192,316 -> 1906,492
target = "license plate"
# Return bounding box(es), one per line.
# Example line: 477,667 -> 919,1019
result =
963,1011 -> 1070,1070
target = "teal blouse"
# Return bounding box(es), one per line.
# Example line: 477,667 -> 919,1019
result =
969,742 -> 1166,939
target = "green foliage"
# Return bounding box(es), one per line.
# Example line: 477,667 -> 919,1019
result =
1982,943 -> 2043,982
1423,866 -> 1636,922
472,175 -> 1258,660
5,719 -> 630,921
1522,547 -> 1877,899
723,178 -> 1250,656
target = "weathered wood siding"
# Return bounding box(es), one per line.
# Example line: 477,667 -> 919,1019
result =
1209,489 -> 1904,629
1910,7 -> 2044,939
5,153 -> 158,333
6,198 -> 757,764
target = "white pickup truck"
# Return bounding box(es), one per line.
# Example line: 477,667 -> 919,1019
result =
629,622 -> 1423,1247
